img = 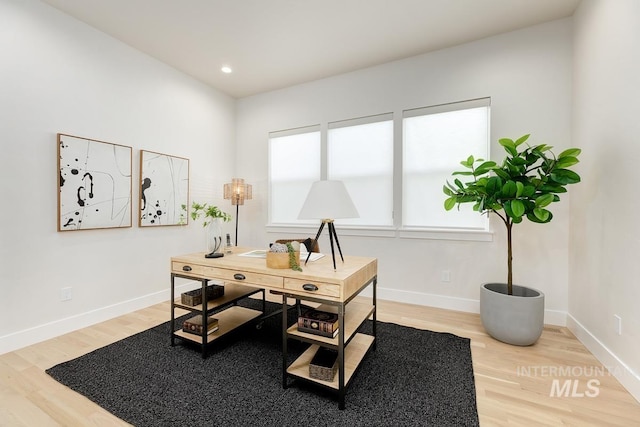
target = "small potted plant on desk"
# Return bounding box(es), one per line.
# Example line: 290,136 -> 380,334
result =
443,134 -> 581,345
185,202 -> 231,258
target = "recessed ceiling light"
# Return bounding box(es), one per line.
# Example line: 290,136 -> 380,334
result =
221,66 -> 232,74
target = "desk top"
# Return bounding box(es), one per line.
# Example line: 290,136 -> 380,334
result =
171,247 -> 377,301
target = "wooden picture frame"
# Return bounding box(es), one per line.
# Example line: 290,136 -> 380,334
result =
57,133 -> 132,231
139,150 -> 189,227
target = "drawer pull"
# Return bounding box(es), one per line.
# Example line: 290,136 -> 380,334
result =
302,283 -> 318,292
233,273 -> 246,280
182,265 -> 192,272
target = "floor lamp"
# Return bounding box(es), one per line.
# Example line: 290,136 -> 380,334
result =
223,178 -> 252,246
298,180 -> 359,271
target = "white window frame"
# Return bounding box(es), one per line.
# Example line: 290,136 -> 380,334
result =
266,98 -> 493,242
327,113 -> 394,228
400,98 -> 492,240
268,125 -> 321,226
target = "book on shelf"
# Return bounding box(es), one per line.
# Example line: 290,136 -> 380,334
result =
297,325 -> 339,338
182,315 -> 219,335
298,308 -> 339,338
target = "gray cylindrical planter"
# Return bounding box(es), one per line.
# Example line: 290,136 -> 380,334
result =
480,283 -> 545,346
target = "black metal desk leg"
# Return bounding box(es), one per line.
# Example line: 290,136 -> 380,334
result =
170,274 -> 176,346
338,303 -> 346,409
282,294 -> 289,389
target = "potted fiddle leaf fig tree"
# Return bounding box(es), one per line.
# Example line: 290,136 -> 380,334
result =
443,134 -> 581,345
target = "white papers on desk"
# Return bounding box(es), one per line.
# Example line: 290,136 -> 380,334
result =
238,250 -> 267,258
238,250 -> 325,262
301,251 -> 325,262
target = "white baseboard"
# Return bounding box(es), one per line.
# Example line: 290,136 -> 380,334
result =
372,287 -> 567,326
376,287 -> 480,313
0,282 -> 194,356
566,313 -> 640,404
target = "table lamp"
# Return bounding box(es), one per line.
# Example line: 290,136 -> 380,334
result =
223,178 -> 252,245
298,180 -> 359,270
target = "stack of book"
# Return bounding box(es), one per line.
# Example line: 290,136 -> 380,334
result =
298,308 -> 339,338
182,315 -> 219,335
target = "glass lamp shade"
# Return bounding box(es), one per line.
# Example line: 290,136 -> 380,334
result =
224,178 -> 252,206
298,180 -> 359,220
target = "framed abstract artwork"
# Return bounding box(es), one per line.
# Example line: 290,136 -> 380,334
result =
139,150 -> 189,226
57,133 -> 133,231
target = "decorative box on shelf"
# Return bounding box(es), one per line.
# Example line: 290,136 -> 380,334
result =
309,347 -> 338,381
266,251 -> 298,269
182,315 -> 219,335
181,284 -> 224,306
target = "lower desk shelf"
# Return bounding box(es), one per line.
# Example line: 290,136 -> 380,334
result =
286,301 -> 375,346
171,281 -> 265,355
286,333 -> 375,389
174,305 -> 262,344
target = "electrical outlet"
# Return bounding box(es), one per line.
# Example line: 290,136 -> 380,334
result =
614,315 -> 622,335
441,270 -> 451,282
60,287 -> 73,301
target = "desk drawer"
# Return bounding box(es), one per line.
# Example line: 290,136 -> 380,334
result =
204,266 -> 283,289
172,262 -> 205,276
284,278 -> 340,298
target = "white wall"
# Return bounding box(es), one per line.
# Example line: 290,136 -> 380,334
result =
0,0 -> 236,353
570,0 -> 640,401
236,19 -> 574,324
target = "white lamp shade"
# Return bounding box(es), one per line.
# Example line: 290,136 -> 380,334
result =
298,180 -> 359,220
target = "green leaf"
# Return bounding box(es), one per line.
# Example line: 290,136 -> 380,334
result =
528,210 -> 553,223
444,197 -> 457,211
550,169 -> 581,185
493,169 -> 510,181
501,180 -> 517,198
452,171 -> 474,176
499,138 -> 518,157
533,207 -> 551,222
515,181 -> 524,197
474,161 -> 497,176
558,148 -> 581,158
522,185 -> 536,197
532,143 -> 552,153
443,185 -> 454,196
454,178 -> 464,189
510,156 -> 527,166
535,193 -> 555,207
540,184 -> 567,193
477,197 -> 485,212
514,134 -> 530,146
461,155 -> 475,167
511,200 -> 526,218
555,156 -> 579,168
485,176 -> 502,195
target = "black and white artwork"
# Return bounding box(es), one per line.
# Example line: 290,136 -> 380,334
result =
139,150 -> 189,226
58,134 -> 132,231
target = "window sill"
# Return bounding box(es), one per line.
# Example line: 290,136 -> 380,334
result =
266,224 -> 493,242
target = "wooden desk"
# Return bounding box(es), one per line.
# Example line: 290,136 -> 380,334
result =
170,247 -> 378,409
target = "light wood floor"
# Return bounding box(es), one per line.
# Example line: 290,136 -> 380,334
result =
1,297 -> 638,426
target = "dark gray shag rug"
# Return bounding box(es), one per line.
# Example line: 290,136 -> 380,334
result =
47,300 -> 479,426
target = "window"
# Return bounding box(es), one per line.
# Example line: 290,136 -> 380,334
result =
403,98 -> 490,230
328,114 -> 394,227
268,98 -> 490,236
269,126 -> 320,224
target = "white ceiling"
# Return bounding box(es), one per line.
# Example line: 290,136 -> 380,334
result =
40,0 -> 581,99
